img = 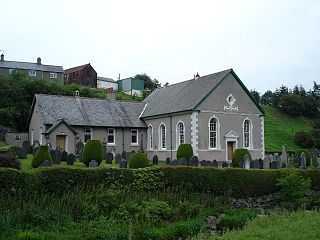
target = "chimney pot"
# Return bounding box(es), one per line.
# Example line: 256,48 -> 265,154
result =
195,72 -> 200,80
0,54 -> 4,61
37,57 -> 41,65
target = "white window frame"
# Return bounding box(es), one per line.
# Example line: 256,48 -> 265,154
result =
107,128 -> 116,146
28,69 -> 36,77
176,121 -> 185,148
159,123 -> 166,150
84,128 -> 92,142
148,125 -> 153,150
208,116 -> 220,150
9,69 -> 17,75
131,129 -> 139,145
50,72 -> 57,79
15,134 -> 21,140
243,118 -> 253,149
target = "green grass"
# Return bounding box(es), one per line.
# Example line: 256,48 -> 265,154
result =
0,140 -> 10,151
264,105 -> 313,151
116,91 -> 142,101
203,210 -> 320,240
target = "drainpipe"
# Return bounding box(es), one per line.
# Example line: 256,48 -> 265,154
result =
170,115 -> 173,161
122,128 -> 125,152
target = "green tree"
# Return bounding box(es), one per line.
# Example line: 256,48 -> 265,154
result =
134,73 -> 161,91
250,89 -> 260,104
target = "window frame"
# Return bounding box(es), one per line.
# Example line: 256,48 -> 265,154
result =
107,128 -> 116,146
50,72 -> 57,79
148,125 -> 153,150
208,116 -> 220,150
159,123 -> 166,150
28,69 -> 36,77
243,119 -> 252,149
131,129 -> 139,145
84,128 -> 92,142
176,121 -> 185,148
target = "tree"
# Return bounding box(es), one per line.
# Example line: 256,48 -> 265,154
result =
250,90 -> 260,104
134,73 -> 161,91
260,90 -> 274,106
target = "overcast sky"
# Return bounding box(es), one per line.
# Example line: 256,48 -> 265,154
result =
1,0 -> 319,93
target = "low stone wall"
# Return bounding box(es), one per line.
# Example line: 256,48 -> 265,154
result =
5,132 -> 28,147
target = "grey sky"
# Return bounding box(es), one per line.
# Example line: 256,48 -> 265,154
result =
1,0 -> 319,93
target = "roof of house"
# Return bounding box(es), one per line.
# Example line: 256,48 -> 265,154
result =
141,69 -> 264,118
64,64 -> 95,74
0,60 -> 63,73
43,118 -> 78,135
97,76 -> 116,83
34,94 -> 147,128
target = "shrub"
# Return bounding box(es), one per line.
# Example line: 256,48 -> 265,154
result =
82,140 -> 103,166
218,209 -> 256,231
0,152 -> 20,170
8,145 -> 19,154
32,146 -> 52,168
128,152 -> 149,169
276,169 -> 311,208
143,199 -> 173,222
295,149 -> 311,167
294,132 -> 314,149
232,149 -> 252,168
176,144 -> 193,161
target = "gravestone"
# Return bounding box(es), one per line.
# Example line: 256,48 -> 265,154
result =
89,160 -> 99,168
189,156 -> 199,166
205,160 -> 211,167
115,153 -> 122,164
178,158 -> 188,166
200,160 -> 206,166
32,147 -> 39,156
243,155 -> 250,169
67,153 -> 75,165
119,160 -> 127,169
53,149 -> 61,164
311,149 -> 319,168
300,152 -> 307,169
40,160 -> 52,167
152,155 -> 159,165
17,147 -> 27,159
165,157 -> 171,165
61,151 -> 68,161
281,145 -> 288,164
250,159 -> 260,169
275,153 -> 281,169
270,161 -> 277,169
125,152 -> 131,161
212,160 -> 218,168
32,140 -> 40,149
170,159 -> 178,166
105,152 -> 113,164
102,140 -> 107,156
75,141 -> 84,156
222,161 -> 228,168
263,157 -> 270,169
258,159 -> 264,169
22,141 -> 31,153
281,161 -> 287,168
122,151 -> 127,159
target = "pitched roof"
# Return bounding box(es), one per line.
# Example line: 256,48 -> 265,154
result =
35,94 -> 147,128
64,64 -> 94,74
141,69 -> 264,118
0,60 -> 63,73
43,119 -> 78,135
97,76 -> 116,83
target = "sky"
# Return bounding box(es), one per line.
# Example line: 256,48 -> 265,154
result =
1,0 -> 319,93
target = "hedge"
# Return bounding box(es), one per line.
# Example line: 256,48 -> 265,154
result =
0,167 -> 319,197
232,149 -> 252,168
82,140 -> 104,166
176,144 -> 193,161
32,146 -> 52,168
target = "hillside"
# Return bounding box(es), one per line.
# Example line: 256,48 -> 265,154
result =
263,105 -> 313,151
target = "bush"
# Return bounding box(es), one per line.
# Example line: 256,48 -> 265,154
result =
82,140 -> 103,166
32,146 -> 52,168
218,209 -> 256,231
295,149 -> 311,167
232,149 -> 252,168
0,152 -> 20,170
8,145 -> 19,154
294,132 -> 314,149
176,144 -> 193,161
128,152 -> 150,169
143,199 -> 173,222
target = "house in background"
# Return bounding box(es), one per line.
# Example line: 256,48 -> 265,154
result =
118,77 -> 144,96
0,54 -> 64,83
97,76 -> 118,91
64,63 -> 97,88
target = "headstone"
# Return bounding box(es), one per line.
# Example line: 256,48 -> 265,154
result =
281,161 -> 287,168
32,147 -> 39,156
75,141 -> 84,156
152,155 -> 159,165
300,152 -> 307,169
205,160 -> 211,167
122,151 -> 127,159
189,156 -> 199,166
17,147 -> 27,159
212,160 -> 218,168
263,157 -> 270,169
165,157 -> 171,165
22,140 -> 30,149
311,149 -> 319,168
54,149 -> 61,164
270,161 -> 277,169
170,159 -> 178,166
281,145 -> 288,164
253,159 -> 260,169
178,158 -> 188,166
32,140 -> 40,149
105,152 -> 113,164
115,153 -> 122,164
119,160 -> 127,169
275,153 -> 281,169
200,160 -> 206,166
61,151 -> 68,161
102,140 -> 107,156
67,153 -> 75,165
243,154 -> 250,169
258,159 -> 264,169
125,152 -> 131,161
40,160 -> 52,167
222,161 -> 229,168
50,149 -> 55,163
89,160 -> 99,168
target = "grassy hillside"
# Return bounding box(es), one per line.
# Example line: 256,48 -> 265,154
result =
264,105 -> 313,151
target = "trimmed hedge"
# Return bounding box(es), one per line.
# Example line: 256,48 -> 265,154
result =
82,140 -> 104,166
129,152 -> 150,169
32,146 -> 52,168
232,149 -> 252,168
1,167 -> 319,198
176,144 -> 193,161
295,149 -> 311,167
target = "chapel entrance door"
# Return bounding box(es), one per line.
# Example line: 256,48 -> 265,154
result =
227,142 -> 234,160
56,135 -> 66,151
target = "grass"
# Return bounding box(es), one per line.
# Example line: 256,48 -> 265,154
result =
116,91 -> 142,101
202,210 -> 320,240
263,105 -> 313,151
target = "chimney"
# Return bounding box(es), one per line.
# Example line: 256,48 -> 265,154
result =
75,90 -> 80,97
0,54 -> 4,61
194,72 -> 200,80
37,57 -> 41,65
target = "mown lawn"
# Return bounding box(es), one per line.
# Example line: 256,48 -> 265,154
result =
203,210 -> 320,240
263,105 -> 313,151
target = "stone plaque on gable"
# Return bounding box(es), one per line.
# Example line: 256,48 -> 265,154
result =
89,160 -> 99,168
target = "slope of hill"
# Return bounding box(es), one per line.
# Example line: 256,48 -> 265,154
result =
263,105 -> 313,151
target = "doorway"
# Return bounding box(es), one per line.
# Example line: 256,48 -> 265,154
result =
227,141 -> 235,160
56,135 -> 66,151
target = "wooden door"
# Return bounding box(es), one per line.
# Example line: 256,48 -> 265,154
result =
227,142 -> 234,160
56,135 -> 66,151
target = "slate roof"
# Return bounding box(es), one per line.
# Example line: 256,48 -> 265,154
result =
64,64 -> 93,73
43,119 -> 78,135
35,94 -> 147,128
141,69 -> 232,118
97,76 -> 116,83
0,60 -> 63,73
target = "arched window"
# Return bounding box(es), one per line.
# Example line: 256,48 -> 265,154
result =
209,118 -> 217,148
148,125 -> 153,150
177,122 -> 185,146
243,119 -> 251,148
160,124 -> 166,149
